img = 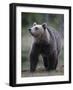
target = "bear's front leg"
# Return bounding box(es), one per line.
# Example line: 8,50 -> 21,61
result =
49,52 -> 58,70
30,44 -> 39,72
43,53 -> 58,71
42,56 -> 49,71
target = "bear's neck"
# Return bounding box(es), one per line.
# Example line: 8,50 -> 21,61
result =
34,29 -> 50,44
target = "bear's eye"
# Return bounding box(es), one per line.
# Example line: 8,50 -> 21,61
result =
35,27 -> 39,30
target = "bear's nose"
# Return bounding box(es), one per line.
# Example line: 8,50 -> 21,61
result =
28,28 -> 31,32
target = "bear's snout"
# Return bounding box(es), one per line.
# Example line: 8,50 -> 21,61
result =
28,28 -> 31,32
28,28 -> 34,36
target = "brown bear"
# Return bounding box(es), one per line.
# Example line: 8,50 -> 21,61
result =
29,22 -> 63,72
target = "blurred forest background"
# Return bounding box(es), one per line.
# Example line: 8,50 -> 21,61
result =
21,12 -> 64,77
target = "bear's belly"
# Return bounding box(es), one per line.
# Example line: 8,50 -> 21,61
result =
35,42 -> 51,56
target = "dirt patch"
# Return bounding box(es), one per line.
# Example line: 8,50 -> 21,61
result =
21,65 -> 64,77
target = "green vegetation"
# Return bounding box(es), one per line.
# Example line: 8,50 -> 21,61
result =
22,13 -> 64,30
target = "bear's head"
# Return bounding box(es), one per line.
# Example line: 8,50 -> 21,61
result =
28,22 -> 47,38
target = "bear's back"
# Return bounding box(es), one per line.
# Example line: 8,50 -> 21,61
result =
47,26 -> 63,55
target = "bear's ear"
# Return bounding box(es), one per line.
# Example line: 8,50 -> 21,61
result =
42,23 -> 47,30
33,22 -> 37,26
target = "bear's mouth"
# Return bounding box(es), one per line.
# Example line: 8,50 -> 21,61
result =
29,32 -> 39,37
